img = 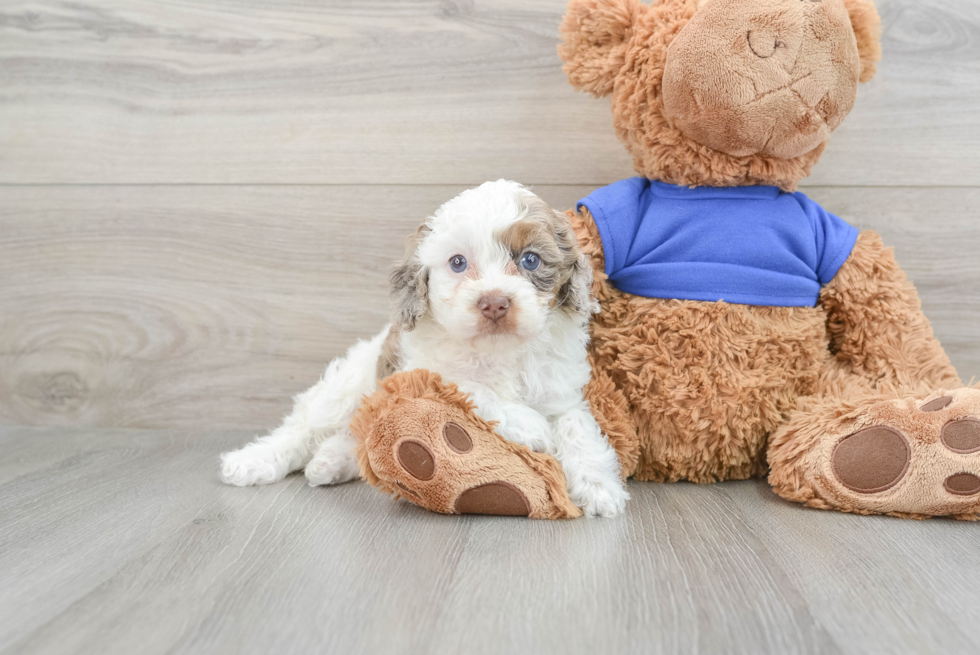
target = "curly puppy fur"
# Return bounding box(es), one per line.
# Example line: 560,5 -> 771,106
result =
220,181 -> 630,518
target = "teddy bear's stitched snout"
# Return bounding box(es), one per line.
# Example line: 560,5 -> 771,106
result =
661,0 -> 860,159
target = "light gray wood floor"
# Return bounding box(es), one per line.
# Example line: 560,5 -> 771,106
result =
3,1 -> 980,653
3,426 -> 980,655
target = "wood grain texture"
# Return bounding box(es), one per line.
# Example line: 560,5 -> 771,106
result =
727,485 -> 980,654
1,0 -> 979,186
2,185 -> 978,430
1,426 -> 979,655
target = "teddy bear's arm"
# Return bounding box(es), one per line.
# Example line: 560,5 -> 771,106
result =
566,206 -> 641,478
818,230 -> 960,388
567,206 -> 614,301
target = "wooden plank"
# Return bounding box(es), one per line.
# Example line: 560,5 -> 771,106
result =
2,427 -> 979,654
0,0 -> 633,186
1,184 -> 978,430
724,482 -> 980,654
1,0 -> 979,186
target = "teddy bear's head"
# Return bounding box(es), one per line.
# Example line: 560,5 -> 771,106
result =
559,0 -> 882,190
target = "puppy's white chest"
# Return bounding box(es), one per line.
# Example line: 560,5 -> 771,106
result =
473,350 -> 559,408
455,357 -> 526,401
399,323 -> 586,414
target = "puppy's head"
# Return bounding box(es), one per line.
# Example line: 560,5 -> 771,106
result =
390,180 -> 596,344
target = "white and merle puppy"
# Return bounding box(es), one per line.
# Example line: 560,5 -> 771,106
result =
220,180 -> 629,517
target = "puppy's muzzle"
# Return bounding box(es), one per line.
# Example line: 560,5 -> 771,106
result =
478,294 -> 510,322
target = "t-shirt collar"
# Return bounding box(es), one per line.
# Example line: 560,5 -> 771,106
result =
648,179 -> 782,200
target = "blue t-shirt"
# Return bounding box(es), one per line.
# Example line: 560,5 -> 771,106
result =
577,178 -> 859,307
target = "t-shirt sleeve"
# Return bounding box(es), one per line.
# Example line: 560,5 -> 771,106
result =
794,192 -> 859,285
577,177 -> 646,278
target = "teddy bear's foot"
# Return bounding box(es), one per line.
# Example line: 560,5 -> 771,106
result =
771,387 -> 980,519
350,369 -> 582,520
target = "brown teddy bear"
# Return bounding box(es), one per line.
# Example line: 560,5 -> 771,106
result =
351,0 -> 980,520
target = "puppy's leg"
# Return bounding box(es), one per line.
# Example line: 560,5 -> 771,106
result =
220,327 -> 390,486
456,382 -> 553,453
553,404 -> 629,518
304,427 -> 360,486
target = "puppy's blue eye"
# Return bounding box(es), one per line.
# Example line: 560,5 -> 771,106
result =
520,252 -> 540,271
449,255 -> 467,273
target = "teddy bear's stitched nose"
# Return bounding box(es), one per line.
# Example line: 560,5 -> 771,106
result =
478,294 -> 510,321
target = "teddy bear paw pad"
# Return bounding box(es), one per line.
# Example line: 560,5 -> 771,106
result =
831,426 -> 910,493
825,388 -> 980,516
944,472 -> 980,496
454,481 -> 530,516
443,422 -> 472,453
396,440 -> 436,480
940,418 -> 980,453
920,395 -> 953,412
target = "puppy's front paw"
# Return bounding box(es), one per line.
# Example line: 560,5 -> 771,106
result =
567,474 -> 629,518
219,448 -> 286,486
494,409 -> 554,454
304,451 -> 359,487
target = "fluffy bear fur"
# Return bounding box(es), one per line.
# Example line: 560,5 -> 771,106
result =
554,0 -> 980,519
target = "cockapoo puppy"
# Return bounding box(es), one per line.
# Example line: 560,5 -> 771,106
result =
220,180 -> 629,517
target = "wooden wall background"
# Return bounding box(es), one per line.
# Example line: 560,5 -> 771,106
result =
1,0 -> 979,430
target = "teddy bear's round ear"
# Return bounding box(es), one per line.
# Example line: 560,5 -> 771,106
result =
558,0 -> 647,97
844,0 -> 882,83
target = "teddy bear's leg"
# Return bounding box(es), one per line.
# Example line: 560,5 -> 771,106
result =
771,228 -> 980,519
769,378 -> 980,520
349,369 -> 583,519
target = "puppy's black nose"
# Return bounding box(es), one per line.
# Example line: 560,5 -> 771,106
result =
478,295 -> 510,321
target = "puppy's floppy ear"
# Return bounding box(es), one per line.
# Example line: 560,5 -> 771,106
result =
558,0 -> 646,97
559,254 -> 599,316
550,210 -> 599,316
389,224 -> 430,331
843,0 -> 882,83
